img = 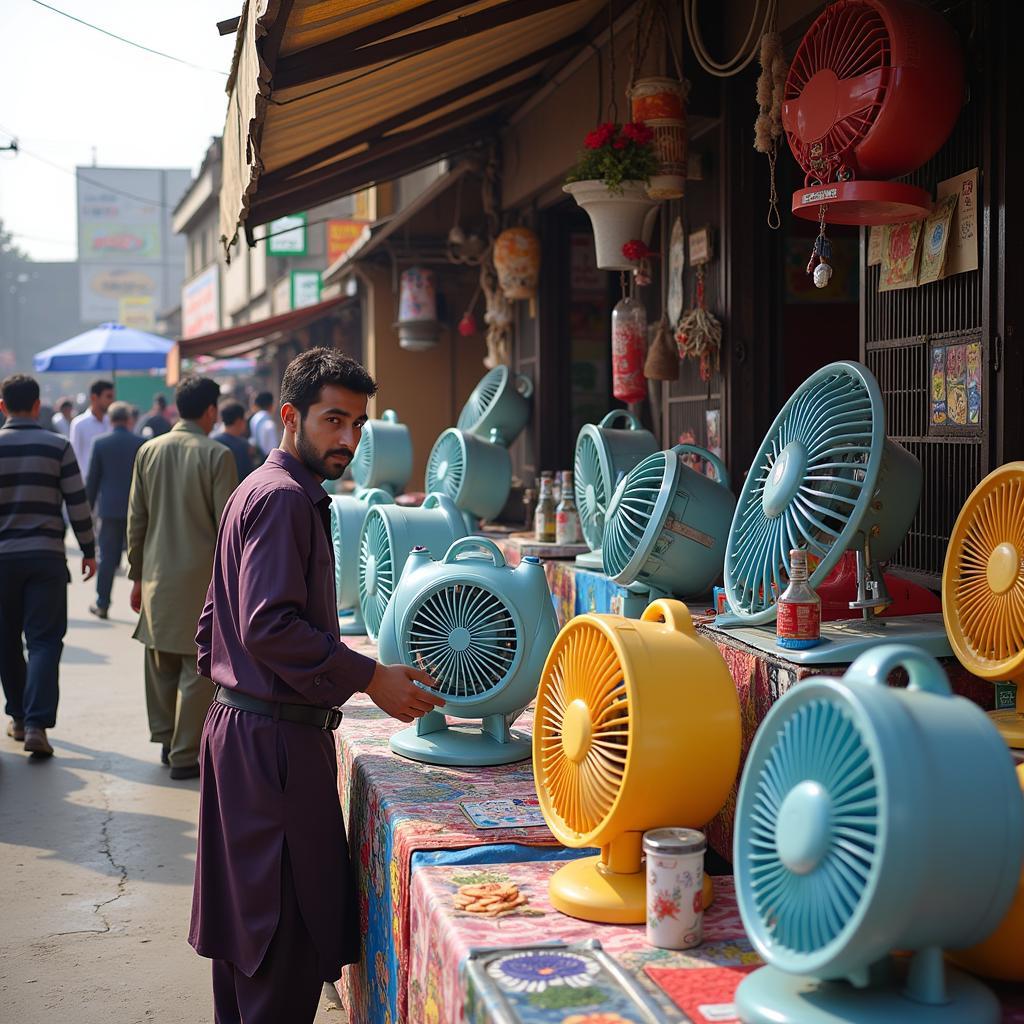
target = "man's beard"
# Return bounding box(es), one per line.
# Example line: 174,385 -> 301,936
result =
295,424 -> 352,480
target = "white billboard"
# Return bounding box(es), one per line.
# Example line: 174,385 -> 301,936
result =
182,264 -> 221,339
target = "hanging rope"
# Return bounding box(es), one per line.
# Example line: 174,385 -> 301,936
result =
754,24 -> 787,228
684,0 -> 777,78
606,0 -> 620,123
477,145 -> 513,369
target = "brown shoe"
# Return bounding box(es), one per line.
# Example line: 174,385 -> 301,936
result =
6,718 -> 25,742
24,727 -> 54,757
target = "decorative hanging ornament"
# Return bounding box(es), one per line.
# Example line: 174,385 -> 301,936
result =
394,267 -> 440,351
493,227 -> 541,313
622,238 -> 656,287
675,265 -> 722,382
644,314 -> 680,381
807,207 -> 833,289
458,312 -> 478,337
612,292 -> 648,404
753,30 -> 787,229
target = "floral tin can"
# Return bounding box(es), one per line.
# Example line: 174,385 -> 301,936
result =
643,827 -> 706,950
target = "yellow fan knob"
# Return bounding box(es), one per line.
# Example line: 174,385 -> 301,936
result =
987,542 -> 1021,595
562,700 -> 593,763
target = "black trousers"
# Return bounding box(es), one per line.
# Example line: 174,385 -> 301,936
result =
0,557 -> 68,729
95,516 -> 126,611
211,845 -> 325,1024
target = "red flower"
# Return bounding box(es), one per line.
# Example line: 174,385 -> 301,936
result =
621,121 -> 654,146
622,239 -> 654,262
584,122 -> 617,149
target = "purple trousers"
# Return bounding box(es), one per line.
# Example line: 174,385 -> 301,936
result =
211,845 -> 324,1024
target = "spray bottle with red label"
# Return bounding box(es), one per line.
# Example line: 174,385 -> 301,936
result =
776,548 -> 822,650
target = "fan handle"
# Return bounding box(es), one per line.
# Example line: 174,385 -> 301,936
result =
443,536 -> 508,568
515,373 -> 534,399
844,644 -> 952,697
641,598 -> 695,638
380,409 -> 400,424
599,410 -> 643,431
672,444 -> 729,488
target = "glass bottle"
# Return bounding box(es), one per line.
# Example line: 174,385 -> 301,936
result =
556,470 -> 582,545
534,475 -> 557,543
776,549 -> 822,649
611,296 -> 648,404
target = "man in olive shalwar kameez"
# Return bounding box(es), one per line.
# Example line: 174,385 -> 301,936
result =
188,348 -> 444,1023
127,375 -> 237,778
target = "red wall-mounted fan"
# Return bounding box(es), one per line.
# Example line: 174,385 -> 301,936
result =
783,0 -> 964,224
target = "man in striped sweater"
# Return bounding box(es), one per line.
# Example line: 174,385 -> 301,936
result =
0,374 -> 96,757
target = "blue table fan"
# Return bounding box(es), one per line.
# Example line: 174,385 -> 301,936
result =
349,409 -> 413,495
457,365 -> 533,444
378,537 -> 558,766
330,490 -> 392,635
574,410 -> 659,571
714,360 -> 951,662
733,644 -> 1024,1023
601,444 -> 735,599
425,427 -> 511,524
357,493 -> 468,640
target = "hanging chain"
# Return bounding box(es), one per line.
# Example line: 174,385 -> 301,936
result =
766,146 -> 781,229
607,0 -> 619,124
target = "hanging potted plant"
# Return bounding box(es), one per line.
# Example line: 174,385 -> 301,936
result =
564,122 -> 660,271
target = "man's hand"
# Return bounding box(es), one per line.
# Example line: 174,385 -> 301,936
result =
130,580 -> 142,613
81,557 -> 97,581
365,663 -> 445,723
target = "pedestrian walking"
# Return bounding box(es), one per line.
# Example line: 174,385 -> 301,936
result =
211,400 -> 256,482
50,397 -> 74,437
189,348 -> 442,1022
127,375 -> 237,779
86,401 -> 144,620
0,374 -> 96,758
69,379 -> 114,477
248,390 -> 280,459
136,393 -> 171,439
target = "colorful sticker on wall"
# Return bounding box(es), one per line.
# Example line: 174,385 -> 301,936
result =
931,338 -> 982,432
966,342 -> 982,425
931,346 -> 946,425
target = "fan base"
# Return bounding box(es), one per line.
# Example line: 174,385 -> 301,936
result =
338,609 -> 366,636
736,964 -> 1000,1023
548,856 -> 715,925
989,710 -> 1024,750
575,549 -> 605,571
791,181 -> 933,225
389,723 -> 531,766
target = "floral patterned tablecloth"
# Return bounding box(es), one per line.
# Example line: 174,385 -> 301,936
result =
407,861 -> 754,1024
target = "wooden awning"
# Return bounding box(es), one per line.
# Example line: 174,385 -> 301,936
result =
219,0 -> 609,251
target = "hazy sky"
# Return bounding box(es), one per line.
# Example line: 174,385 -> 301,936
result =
0,0 -> 237,262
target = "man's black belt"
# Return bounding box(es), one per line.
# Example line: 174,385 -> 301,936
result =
214,686 -> 343,730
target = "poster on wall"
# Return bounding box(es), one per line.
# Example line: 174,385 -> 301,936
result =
937,168 -> 979,276
879,220 -> 923,291
930,334 -> 982,434
917,193 -> 958,286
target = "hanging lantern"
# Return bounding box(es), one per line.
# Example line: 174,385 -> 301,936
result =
394,267 -> 440,351
612,296 -> 648,404
493,227 -> 541,312
630,77 -> 688,201
629,76 -> 687,121
457,311 -> 477,337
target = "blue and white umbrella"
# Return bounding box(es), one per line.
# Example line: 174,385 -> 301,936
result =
34,322 -> 173,372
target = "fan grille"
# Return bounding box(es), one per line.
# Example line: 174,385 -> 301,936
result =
785,2 -> 890,178
745,696 -> 880,954
330,501 -> 345,598
727,366 -> 879,620
536,624 -> 630,839
405,583 -> 517,700
359,511 -> 393,637
602,451 -> 667,579
574,432 -> 607,551
350,427 -> 374,487
426,431 -> 466,502
947,469 -> 1024,673
457,367 -> 505,432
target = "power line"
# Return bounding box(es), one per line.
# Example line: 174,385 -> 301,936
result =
27,0 -> 228,76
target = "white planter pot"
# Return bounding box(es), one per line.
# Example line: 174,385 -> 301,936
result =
647,174 -> 686,201
563,180 -> 660,271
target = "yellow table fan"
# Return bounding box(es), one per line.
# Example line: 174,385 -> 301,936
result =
942,462 -> 1024,748
532,599 -> 741,924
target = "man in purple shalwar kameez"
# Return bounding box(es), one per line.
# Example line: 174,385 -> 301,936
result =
189,349 -> 444,1022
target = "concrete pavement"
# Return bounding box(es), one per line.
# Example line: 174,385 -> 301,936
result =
0,561 -> 345,1022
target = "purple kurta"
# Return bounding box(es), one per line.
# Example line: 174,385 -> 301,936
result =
188,448 -> 376,979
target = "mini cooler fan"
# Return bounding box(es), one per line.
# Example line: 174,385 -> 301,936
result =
602,444 -> 735,597
425,427 -> 511,524
717,361 -> 950,662
783,0 -> 964,224
378,537 -> 558,766
733,644 -> 1023,1024
457,366 -> 534,445
534,599 -> 741,923
942,462 -> 1024,749
330,490 -> 392,635
574,411 -> 659,571
357,493 -> 467,641
349,409 -> 413,495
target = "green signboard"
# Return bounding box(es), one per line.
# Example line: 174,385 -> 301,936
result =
290,269 -> 322,309
268,213 -> 308,256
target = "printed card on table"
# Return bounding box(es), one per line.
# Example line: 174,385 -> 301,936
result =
459,797 -> 547,830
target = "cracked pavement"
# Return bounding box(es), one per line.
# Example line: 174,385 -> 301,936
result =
0,562 -> 344,1022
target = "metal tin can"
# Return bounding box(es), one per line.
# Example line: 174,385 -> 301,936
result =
643,827 -> 706,949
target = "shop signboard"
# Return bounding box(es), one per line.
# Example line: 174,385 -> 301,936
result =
327,219 -> 368,265
79,264 -> 160,323
182,265 -> 221,339
119,295 -> 155,330
290,270 -> 322,309
268,213 -> 308,256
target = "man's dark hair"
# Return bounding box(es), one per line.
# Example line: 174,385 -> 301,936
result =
154,393 -> 167,410
220,401 -> 246,427
1,374 -> 40,413
253,391 -> 274,410
90,379 -> 114,397
57,397 -> 73,412
280,348 -> 378,418
176,375 -> 221,421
